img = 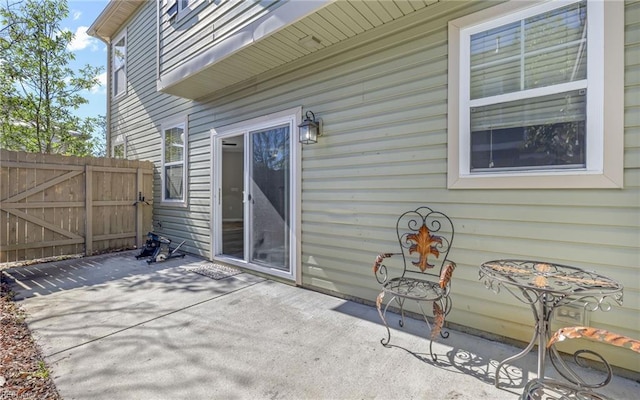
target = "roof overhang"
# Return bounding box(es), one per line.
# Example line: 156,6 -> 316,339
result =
88,0 -> 443,100
157,0 -> 333,100
88,0 -> 146,43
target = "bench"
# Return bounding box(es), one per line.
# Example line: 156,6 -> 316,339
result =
373,206 -> 456,361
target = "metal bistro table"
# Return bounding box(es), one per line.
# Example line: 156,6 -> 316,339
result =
479,260 -> 623,388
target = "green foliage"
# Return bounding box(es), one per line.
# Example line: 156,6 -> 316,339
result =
33,361 -> 51,379
0,0 -> 104,156
90,114 -> 107,157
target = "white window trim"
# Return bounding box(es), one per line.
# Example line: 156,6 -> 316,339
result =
447,0 -> 624,189
111,29 -> 127,99
179,0 -> 199,14
161,116 -> 188,206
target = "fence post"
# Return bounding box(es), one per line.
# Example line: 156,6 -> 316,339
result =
85,165 -> 93,256
136,167 -> 144,248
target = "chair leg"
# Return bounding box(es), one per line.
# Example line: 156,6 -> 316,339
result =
416,301 -> 439,362
376,291 -> 393,347
438,298 -> 451,340
397,296 -> 406,328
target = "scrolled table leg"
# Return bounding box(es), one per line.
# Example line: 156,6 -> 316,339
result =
495,321 -> 539,387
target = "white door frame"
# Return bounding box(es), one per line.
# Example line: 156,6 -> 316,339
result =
210,107 -> 302,283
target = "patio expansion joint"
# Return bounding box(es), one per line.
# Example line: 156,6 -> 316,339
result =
44,279 -> 267,359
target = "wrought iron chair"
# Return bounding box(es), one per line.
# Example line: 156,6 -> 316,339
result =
522,326 -> 640,400
373,206 -> 456,361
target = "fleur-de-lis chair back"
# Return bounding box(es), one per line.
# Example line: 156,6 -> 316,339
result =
373,206 -> 456,361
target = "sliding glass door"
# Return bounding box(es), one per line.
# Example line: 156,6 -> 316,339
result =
213,109 -> 299,280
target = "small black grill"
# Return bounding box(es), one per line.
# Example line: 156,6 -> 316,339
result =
136,232 -> 186,264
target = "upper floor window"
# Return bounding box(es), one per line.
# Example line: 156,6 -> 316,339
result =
180,0 -> 195,12
448,0 -> 623,189
112,30 -> 127,98
166,0 -> 199,21
162,117 -> 188,204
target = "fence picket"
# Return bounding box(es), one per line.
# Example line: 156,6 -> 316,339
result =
0,150 -> 154,263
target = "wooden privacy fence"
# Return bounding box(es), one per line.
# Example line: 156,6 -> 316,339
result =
0,150 -> 154,263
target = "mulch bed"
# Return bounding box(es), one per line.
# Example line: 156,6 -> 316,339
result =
0,281 -> 62,400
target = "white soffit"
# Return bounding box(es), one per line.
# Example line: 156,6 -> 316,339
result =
88,0 -> 146,43
159,0 -> 439,99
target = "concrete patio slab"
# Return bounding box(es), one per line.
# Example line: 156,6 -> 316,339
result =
2,251 -> 638,399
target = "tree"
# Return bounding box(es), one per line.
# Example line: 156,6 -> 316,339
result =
0,0 -> 103,156
90,114 -> 107,157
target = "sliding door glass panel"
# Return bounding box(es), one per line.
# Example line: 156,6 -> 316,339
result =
249,125 -> 290,271
221,136 -> 244,258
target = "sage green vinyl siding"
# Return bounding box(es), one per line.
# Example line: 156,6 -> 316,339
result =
160,0 -> 284,78
112,0 -> 639,373
110,1 -> 206,256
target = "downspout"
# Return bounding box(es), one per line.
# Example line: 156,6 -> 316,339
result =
105,39 -> 111,158
157,0 -> 160,82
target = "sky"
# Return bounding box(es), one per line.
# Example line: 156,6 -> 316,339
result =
63,0 -> 110,120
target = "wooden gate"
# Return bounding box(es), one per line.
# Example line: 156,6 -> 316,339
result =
0,150 -> 154,263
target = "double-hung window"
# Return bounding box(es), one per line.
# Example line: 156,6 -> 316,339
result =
448,0 -> 623,189
162,118 -> 188,204
112,30 -> 127,98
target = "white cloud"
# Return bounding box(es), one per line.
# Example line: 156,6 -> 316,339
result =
67,26 -> 99,52
73,11 -> 82,21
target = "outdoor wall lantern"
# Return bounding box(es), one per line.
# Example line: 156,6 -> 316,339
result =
298,111 -> 321,144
